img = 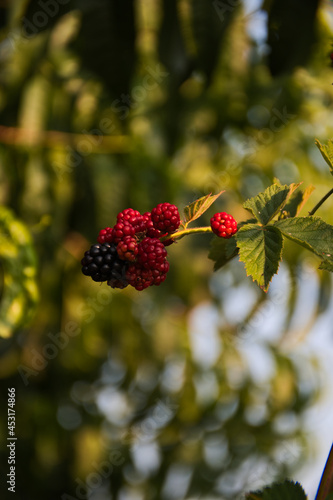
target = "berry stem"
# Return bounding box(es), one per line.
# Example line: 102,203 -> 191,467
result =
161,226 -> 213,242
308,187 -> 333,216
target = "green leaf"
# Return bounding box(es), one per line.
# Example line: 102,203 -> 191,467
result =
319,260 -> 333,272
208,236 -> 238,271
274,217 -> 333,265
315,444 -> 333,500
183,191 -> 225,227
243,183 -> 301,225
236,224 -> 283,291
246,480 -> 307,500
0,207 -> 39,338
280,184 -> 315,218
315,139 -> 333,176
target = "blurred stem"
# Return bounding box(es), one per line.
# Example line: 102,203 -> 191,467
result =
308,188 -> 333,215
0,126 -> 131,153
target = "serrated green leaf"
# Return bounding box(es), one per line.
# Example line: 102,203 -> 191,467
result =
315,444 -> 333,500
208,236 -> 238,271
246,480 -> 307,500
236,224 -> 283,291
315,139 -> 333,176
280,184 -> 315,218
183,191 -> 225,227
243,183 -> 301,225
274,217 -> 333,265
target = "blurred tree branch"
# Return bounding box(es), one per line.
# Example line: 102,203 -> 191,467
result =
0,125 -> 131,153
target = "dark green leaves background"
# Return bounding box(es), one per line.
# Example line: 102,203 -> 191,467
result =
0,1 -> 333,499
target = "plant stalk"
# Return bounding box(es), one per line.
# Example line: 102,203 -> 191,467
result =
309,188 -> 333,216
161,226 -> 213,242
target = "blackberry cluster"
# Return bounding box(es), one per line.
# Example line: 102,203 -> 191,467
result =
81,203 -> 181,290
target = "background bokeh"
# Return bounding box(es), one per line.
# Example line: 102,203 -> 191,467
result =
1,1 -> 333,499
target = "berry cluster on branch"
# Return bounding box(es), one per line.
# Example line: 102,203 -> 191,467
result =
81,203 -> 182,290
81,194 -> 238,292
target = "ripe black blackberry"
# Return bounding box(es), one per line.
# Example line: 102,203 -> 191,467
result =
81,243 -> 129,288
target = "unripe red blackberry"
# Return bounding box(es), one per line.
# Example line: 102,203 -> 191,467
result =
124,236 -> 169,290
126,260 -> 169,290
137,237 -> 167,270
126,264 -> 154,290
117,208 -> 145,233
112,221 -> 135,244
117,236 -> 138,261
142,212 -> 162,238
210,212 -> 237,238
97,227 -> 113,244
81,243 -> 129,288
151,203 -> 180,233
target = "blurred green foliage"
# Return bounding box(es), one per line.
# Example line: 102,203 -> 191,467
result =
0,1 -> 333,499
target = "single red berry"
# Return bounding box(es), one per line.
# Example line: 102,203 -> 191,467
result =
151,203 -> 180,233
117,236 -> 138,262
210,212 -> 237,238
112,221 -> 135,244
97,227 -> 113,244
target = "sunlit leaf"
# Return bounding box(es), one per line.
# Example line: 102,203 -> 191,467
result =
236,223 -> 283,291
281,184 -> 315,218
183,191 -> 225,226
315,139 -> 333,176
274,216 -> 333,267
243,183 -> 301,225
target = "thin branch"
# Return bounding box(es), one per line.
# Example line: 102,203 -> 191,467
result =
308,188 -> 333,216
